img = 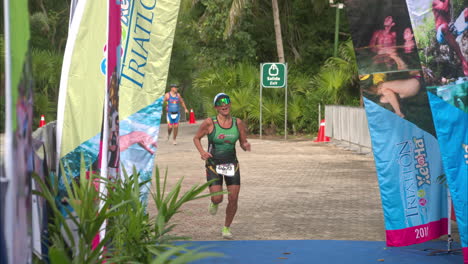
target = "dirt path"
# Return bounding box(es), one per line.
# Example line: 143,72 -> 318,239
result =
147,122 -> 385,241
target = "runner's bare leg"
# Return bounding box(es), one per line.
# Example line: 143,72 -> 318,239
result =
209,185 -> 223,204
173,124 -> 179,144
167,124 -> 173,141
225,184 -> 240,227
173,124 -> 179,140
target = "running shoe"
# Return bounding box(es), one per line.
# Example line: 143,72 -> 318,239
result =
208,202 -> 218,215
222,226 -> 233,239
173,140 -> 177,145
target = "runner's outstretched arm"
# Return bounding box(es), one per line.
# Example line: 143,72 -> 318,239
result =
193,118 -> 214,160
179,96 -> 189,113
237,118 -> 251,151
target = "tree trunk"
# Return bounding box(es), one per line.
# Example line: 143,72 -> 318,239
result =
272,0 -> 285,63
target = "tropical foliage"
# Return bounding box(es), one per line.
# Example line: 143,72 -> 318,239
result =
33,161 -> 222,263
15,0 -> 355,133
28,0 -> 70,126
312,39 -> 360,106
188,38 -> 358,135
170,0 -> 358,135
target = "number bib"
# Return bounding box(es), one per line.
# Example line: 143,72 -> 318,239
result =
216,163 -> 235,176
170,113 -> 178,119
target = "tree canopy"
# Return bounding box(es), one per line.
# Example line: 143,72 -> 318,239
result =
170,0 -> 358,134
13,0 -> 357,135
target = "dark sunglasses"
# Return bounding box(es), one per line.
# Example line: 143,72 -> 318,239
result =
215,97 -> 231,106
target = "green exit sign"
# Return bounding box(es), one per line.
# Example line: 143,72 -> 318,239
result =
261,63 -> 286,88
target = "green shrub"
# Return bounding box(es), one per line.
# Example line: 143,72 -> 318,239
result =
32,158 -> 222,263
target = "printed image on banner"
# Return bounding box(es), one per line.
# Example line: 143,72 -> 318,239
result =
98,0 -> 122,181
406,0 -> 467,116
119,98 -> 163,205
106,71 -> 120,179
345,0 -> 448,247
345,0 -> 421,75
4,58 -> 34,264
359,70 -> 436,135
406,0 -> 467,87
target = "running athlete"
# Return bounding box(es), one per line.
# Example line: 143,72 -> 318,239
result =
193,93 -> 251,239
163,84 -> 189,145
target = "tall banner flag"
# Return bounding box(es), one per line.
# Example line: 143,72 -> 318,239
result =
94,0 -> 122,248
405,0 -> 468,261
344,0 -> 448,247
119,0 -> 180,204
56,0 -> 107,180
1,0 -> 33,263
98,0 -> 122,185
104,0 -> 121,182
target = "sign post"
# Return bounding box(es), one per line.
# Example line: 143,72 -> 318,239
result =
259,63 -> 287,140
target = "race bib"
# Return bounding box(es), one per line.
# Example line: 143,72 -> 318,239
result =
170,113 -> 178,119
216,163 -> 235,176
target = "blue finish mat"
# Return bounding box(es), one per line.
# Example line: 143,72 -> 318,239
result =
177,240 -> 463,264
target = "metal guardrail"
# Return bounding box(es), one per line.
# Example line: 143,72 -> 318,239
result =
324,105 -> 372,151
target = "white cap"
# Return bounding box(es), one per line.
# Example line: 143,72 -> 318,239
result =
213,93 -> 229,106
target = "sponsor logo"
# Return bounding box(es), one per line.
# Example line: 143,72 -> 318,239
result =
397,140 -> 420,218
418,198 -> 427,206
120,0 -> 130,26
397,137 -> 432,220
417,189 -> 426,198
120,0 -> 157,89
218,134 -> 235,140
413,137 -> 431,187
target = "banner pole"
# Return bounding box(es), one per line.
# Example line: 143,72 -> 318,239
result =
260,64 -> 263,139
284,63 -> 287,140
447,189 -> 453,251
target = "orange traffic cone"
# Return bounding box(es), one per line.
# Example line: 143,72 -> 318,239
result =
314,119 -> 330,142
189,109 -> 196,124
39,115 -> 46,128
